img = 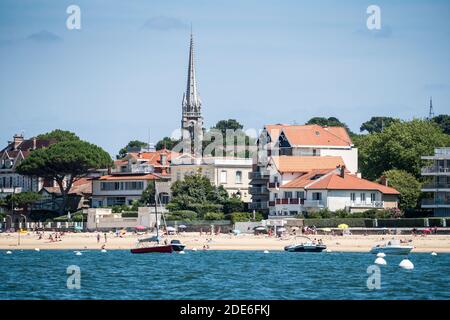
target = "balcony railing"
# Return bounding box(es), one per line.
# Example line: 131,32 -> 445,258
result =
249,202 -> 269,210
303,200 -> 325,207
268,201 -> 275,207
421,183 -> 450,189
0,187 -> 23,194
434,148 -> 450,156
421,167 -> 450,174
249,171 -> 270,179
249,186 -> 269,194
422,199 -> 450,206
346,201 -> 384,208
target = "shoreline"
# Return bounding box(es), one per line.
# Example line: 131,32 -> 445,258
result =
2,232 -> 450,253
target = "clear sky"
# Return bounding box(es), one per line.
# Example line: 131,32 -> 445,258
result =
1,0 -> 449,156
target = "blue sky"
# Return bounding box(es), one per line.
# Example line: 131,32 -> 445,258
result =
0,0 -> 449,156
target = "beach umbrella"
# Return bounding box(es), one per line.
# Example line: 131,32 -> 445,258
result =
135,225 -> 146,231
178,225 -> 187,229
255,226 -> 266,231
166,226 -> 176,232
338,224 -> 349,229
277,227 -> 286,232
322,228 -> 332,232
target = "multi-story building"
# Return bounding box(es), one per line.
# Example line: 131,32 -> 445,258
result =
249,124 -> 358,213
421,147 -> 450,216
0,134 -> 57,198
171,156 -> 253,202
91,149 -> 175,207
268,164 -> 399,218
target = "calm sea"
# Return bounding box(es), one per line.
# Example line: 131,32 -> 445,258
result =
1,250 -> 449,300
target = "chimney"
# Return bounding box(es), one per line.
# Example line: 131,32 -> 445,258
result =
32,137 -> 37,150
160,153 -> 167,166
380,175 -> 388,187
340,165 -> 346,178
13,134 -> 24,150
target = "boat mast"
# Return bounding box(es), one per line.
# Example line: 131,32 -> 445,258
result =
154,181 -> 159,244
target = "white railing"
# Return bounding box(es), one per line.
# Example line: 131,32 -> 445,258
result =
421,167 -> 450,174
303,200 -> 325,207
347,201 -> 384,208
434,148 -> 450,156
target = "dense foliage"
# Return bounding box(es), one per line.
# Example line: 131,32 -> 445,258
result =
116,140 -> 148,159
359,117 -> 400,133
380,169 -> 421,211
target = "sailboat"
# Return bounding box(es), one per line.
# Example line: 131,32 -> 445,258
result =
130,184 -> 184,254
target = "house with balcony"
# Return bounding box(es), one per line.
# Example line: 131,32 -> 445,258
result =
0,134 -> 57,198
421,147 -> 450,216
266,158 -> 399,218
249,124 -> 358,213
91,149 -> 175,207
171,156 -> 253,202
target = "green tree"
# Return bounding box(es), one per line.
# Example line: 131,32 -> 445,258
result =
360,117 -> 400,133
2,192 -> 41,213
17,140 -> 112,214
155,137 -> 181,151
379,170 -> 421,211
357,119 -> 450,180
432,114 -> 450,135
36,129 -> 80,142
140,181 -> 156,205
116,140 -> 148,159
305,117 -> 353,135
211,119 -> 244,135
167,174 -> 243,218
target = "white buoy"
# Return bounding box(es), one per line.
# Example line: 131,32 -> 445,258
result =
6,251 -> 12,254
179,251 -> 185,254
75,251 -> 82,256
101,249 -> 107,253
431,252 -> 437,256
192,248 -> 197,251
399,259 -> 414,270
376,252 -> 386,258
34,248 -> 40,252
263,250 -> 269,253
325,249 -> 332,253
374,257 -> 387,265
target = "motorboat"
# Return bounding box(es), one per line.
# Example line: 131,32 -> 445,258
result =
284,236 -> 327,252
370,239 -> 414,255
170,239 -> 186,252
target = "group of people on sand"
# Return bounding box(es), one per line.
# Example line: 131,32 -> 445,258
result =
96,232 -> 108,244
302,226 -> 317,235
38,231 -> 64,242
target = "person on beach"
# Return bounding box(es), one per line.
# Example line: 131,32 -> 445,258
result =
104,233 -> 107,243
97,233 -> 100,243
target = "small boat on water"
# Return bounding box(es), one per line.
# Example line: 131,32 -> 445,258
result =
370,239 -> 413,255
130,184 -> 185,254
284,236 -> 327,253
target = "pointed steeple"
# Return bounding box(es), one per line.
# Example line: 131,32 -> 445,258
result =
428,96 -> 435,119
183,32 -> 201,114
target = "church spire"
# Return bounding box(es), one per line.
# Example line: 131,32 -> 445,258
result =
183,31 -> 201,114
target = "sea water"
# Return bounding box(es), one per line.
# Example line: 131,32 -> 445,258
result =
1,250 -> 449,300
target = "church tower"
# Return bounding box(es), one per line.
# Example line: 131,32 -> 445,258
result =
181,32 -> 204,152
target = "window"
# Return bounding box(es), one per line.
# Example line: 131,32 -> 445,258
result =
312,192 -> 322,200
236,171 -> 242,184
312,149 -> 317,156
350,193 -> 356,201
371,193 -> 376,202
220,170 -> 227,184
274,193 -> 278,199
360,193 -> 366,202
284,191 -> 293,199
274,176 -> 279,183
100,181 -> 144,191
296,191 -> 305,199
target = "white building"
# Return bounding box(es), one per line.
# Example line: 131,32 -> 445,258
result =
171,156 -> 253,202
0,134 -> 57,198
267,159 -> 399,218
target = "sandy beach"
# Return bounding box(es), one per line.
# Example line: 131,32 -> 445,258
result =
1,231 -> 450,253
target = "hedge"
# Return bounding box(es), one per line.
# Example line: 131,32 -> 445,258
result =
303,218 -> 371,228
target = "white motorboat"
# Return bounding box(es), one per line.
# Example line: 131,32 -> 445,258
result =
370,239 -> 413,255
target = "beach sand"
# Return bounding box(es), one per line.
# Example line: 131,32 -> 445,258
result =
1,231 -> 450,253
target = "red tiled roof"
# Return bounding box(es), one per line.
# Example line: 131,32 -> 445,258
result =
307,173 -> 400,194
282,169 -> 336,188
270,156 -> 345,173
98,174 -> 160,181
127,149 -> 181,167
282,125 -> 352,147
